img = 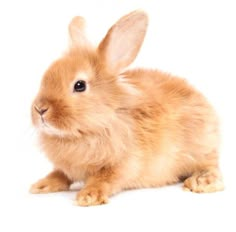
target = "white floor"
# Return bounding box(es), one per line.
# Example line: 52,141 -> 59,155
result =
2,171 -> 235,232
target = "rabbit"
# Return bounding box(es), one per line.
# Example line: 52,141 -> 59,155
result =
30,10 -> 224,206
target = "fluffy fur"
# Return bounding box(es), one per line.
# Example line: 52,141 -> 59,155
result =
30,11 -> 224,206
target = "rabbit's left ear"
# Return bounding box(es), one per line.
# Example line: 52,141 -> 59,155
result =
69,16 -> 89,47
98,11 -> 148,74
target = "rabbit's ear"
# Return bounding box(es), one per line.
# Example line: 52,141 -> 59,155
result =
69,16 -> 89,47
98,10 -> 148,74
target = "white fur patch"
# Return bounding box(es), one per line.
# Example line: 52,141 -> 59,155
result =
117,75 -> 140,96
75,71 -> 89,81
38,120 -> 66,137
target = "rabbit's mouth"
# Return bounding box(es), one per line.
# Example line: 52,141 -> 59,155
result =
32,104 -> 66,136
32,103 -> 83,138
36,114 -> 82,138
38,120 -> 66,137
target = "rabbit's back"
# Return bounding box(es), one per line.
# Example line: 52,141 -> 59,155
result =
123,69 -> 220,178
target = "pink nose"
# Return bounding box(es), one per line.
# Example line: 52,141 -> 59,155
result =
34,106 -> 48,116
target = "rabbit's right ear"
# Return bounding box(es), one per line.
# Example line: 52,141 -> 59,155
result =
98,11 -> 148,74
69,16 -> 89,47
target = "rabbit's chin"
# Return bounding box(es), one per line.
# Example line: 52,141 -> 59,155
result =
37,121 -> 67,138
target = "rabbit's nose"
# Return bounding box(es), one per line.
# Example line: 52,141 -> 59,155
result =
34,105 -> 48,116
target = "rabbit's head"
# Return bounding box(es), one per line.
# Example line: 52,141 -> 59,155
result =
32,11 -> 148,137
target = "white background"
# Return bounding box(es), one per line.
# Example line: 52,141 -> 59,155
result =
0,0 -> 235,231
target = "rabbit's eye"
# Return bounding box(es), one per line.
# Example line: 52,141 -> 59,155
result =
74,80 -> 86,92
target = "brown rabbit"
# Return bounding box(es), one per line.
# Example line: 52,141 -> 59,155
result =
30,11 -> 224,206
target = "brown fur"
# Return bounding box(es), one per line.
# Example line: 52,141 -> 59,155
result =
30,11 -> 224,206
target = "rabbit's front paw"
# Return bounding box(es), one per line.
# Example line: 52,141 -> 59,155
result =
75,186 -> 108,206
30,177 -> 70,194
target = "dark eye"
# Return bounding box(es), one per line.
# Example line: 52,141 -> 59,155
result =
74,80 -> 86,92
